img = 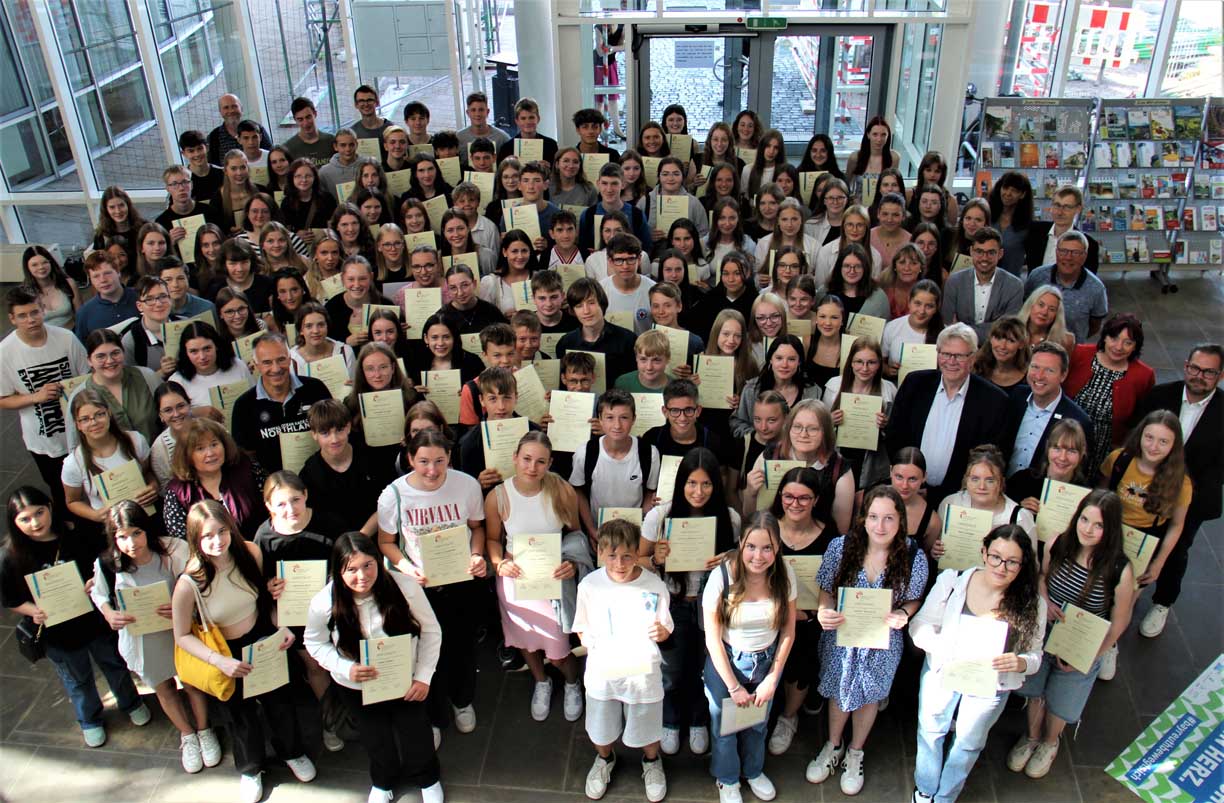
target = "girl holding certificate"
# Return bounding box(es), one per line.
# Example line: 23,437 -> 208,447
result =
550,147 -> 598,208
164,419 -> 266,539
826,244 -> 890,320
810,486 -> 928,795
151,383 -> 196,489
62,391 -> 157,527
699,123 -> 745,178
784,275 -> 819,338
377,430 -> 487,735
744,185 -> 782,244
406,154 -> 454,208
305,533 -> 444,803
373,224 -> 409,285
280,159 -> 337,235
762,246 -> 804,299
367,307 -> 413,366
934,446 -> 1037,560
619,151 -> 648,205
891,448 -> 944,547
806,179 -> 850,249
881,279 -> 943,375
1010,490 -> 1134,779
169,321 -> 254,410
700,164 -> 744,216
400,199 -> 432,238
640,448 -> 741,757
655,250 -> 707,329
304,233 -> 342,300
664,218 -> 713,286
909,524 -> 1045,803
2,486 -> 148,748
746,293 -> 789,367
702,510 -> 796,803
323,256 -> 391,348
345,342 -> 419,471
215,288 -> 266,356
480,230 -> 536,317
258,224 -> 311,276
754,198 -> 818,275
172,500 -> 315,803
731,334 -> 819,438
486,433 -> 584,722
290,302 -> 355,374
412,314 -> 486,386
74,329 -> 160,444
824,337 -> 897,491
1012,419 -> 1090,514
94,501 -> 219,773
696,309 -> 756,443
439,210 -> 497,277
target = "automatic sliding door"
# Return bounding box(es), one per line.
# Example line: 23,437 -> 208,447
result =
640,35 -> 753,139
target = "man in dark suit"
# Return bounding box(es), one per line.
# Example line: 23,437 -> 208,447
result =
1001,342 -> 1095,484
885,322 -> 1009,502
1023,185 -> 1100,273
1130,343 -> 1223,638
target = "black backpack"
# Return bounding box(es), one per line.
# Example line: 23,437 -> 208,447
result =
583,436 -> 655,499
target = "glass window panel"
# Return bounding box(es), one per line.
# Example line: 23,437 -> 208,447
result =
790,0 -> 869,10
831,34 -> 873,152
85,33 -> 140,80
42,107 -> 73,167
159,4 -> 248,140
99,69 -> 153,138
894,23 -> 941,174
770,36 -> 819,147
182,26 -> 212,85
15,204 -> 93,249
4,0 -> 54,104
149,0 -> 174,44
75,0 -> 133,47
1000,0 -> 1064,97
1160,0 -> 1223,97
0,14 -> 31,117
75,89 -> 108,149
0,117 -> 52,187
161,44 -> 187,100
1063,0 -> 1164,99
647,37 -> 748,139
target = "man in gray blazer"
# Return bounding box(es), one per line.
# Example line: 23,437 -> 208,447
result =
942,227 -> 1024,341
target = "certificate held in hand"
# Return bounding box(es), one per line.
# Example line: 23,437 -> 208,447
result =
938,506 -> 993,570
756,459 -> 807,511
547,390 -> 596,453
1045,603 -> 1111,674
693,355 -> 734,409
361,634 -> 416,705
424,370 -> 461,424
508,203 -> 542,242
243,633 -> 290,698
664,517 -> 716,572
940,614 -> 1008,698
511,533 -> 563,601
630,393 -> 667,437
117,581 -> 172,637
360,390 -> 406,447
835,393 -> 883,451
419,525 -> 473,588
513,365 -> 548,423
783,556 -> 823,610
654,455 -> 683,504
279,430 -> 320,474
304,354 -> 350,401
1035,479 -> 1092,543
482,418 -> 530,480
276,560 -> 327,627
26,562 -> 92,626
208,379 -> 250,430
836,587 -> 893,650
95,459 -> 155,515
719,697 -> 769,736
400,287 -> 442,340
898,343 -> 938,385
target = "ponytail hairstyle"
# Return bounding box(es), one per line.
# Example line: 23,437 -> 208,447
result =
104,499 -> 172,574
835,485 -> 912,604
980,524 -> 1040,652
717,510 -> 790,631
328,532 -> 420,660
1119,411 -> 1187,520
511,432 -> 578,530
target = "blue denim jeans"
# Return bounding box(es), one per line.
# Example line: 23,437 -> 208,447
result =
704,641 -> 778,786
45,634 -> 141,729
661,596 -> 709,728
914,662 -> 1009,803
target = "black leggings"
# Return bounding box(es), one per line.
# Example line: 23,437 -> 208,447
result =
425,580 -> 483,726
339,685 -> 440,790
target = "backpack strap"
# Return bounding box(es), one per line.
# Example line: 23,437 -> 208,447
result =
740,434 -> 752,477
1107,451 -> 1133,493
1009,504 -> 1023,525
636,437 -> 653,495
99,561 -> 118,610
582,436 -> 601,490
720,559 -> 731,605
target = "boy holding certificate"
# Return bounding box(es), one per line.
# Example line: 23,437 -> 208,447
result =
458,324 -> 520,428
456,367 -> 537,491
573,519 -> 674,802
600,234 -> 655,335
570,390 -> 660,541
614,330 -> 670,394
555,278 -> 639,385
495,97 -> 559,166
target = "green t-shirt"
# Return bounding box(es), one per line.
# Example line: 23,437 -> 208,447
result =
613,371 -> 666,394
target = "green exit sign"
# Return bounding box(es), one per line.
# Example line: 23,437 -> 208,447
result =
745,17 -> 787,30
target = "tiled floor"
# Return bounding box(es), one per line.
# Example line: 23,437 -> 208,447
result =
1,272 -> 1221,803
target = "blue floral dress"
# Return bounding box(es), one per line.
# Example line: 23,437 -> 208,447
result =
816,536 -> 928,711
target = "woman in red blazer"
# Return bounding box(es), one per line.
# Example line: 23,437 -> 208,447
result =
1062,312 -> 1155,472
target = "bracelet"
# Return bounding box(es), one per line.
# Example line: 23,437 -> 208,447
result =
728,684 -> 742,695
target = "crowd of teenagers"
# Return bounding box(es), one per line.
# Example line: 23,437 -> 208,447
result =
1,85 -> 1221,803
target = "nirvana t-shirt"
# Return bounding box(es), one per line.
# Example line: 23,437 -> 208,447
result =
376,471 -> 485,569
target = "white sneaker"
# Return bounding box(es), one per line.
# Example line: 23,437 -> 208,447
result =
585,753 -> 615,800
1007,736 -> 1039,772
531,679 -> 554,721
322,728 -> 344,752
768,713 -> 798,755
912,789 -> 934,803
840,747 -> 865,795
746,773 -> 776,800
1141,604 -> 1170,638
367,787 -> 393,803
1098,644 -> 1118,681
717,781 -> 744,803
806,741 -> 845,784
688,725 -> 709,754
197,727 -> 222,767
563,681 -> 584,722
1025,741 -> 1059,779
239,772 -> 263,803
642,758 -> 667,802
180,732 -> 203,774
452,704 -> 476,733
285,755 -> 317,782
433,726 -> 442,749
660,726 -> 680,755
421,779 -> 444,803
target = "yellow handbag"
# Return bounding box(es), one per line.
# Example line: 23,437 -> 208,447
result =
174,579 -> 236,701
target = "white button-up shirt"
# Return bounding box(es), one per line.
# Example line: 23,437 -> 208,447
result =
1180,387 -> 1215,441
973,270 -> 997,324
921,377 -> 969,486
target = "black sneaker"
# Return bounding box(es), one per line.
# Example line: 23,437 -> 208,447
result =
498,645 -> 528,672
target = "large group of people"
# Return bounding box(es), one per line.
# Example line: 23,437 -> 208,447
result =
1,85 -> 1220,803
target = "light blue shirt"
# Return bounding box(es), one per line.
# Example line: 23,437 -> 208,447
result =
920,377 -> 968,486
1007,392 -> 1060,476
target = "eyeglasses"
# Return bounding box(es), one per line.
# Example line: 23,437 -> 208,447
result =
610,256 -> 638,266
1186,363 -> 1222,379
937,350 -> 973,362
969,247 -> 999,257
984,552 -> 1022,572
781,493 -> 815,505
1055,248 -> 1086,258
140,293 -> 171,304
851,358 -> 880,368
824,194 -> 847,203
380,241 -> 405,249
755,313 -> 783,324
221,306 -> 250,318
166,180 -> 191,189
967,475 -> 999,487
792,424 -> 821,435
92,350 -> 123,363
76,411 -> 110,425
665,406 -> 698,418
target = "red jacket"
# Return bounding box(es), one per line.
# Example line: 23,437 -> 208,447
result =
1063,343 -> 1155,447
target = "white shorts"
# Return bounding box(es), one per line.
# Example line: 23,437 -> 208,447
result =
585,696 -> 663,749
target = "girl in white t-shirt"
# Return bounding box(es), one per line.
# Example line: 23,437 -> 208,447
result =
167,321 -> 254,412
702,511 -> 797,802
881,279 -> 943,377
62,390 -> 157,524
376,429 -> 487,735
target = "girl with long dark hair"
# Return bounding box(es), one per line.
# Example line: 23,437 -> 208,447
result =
22,245 -> 81,329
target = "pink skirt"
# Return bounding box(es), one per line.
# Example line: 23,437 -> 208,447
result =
496,575 -> 570,660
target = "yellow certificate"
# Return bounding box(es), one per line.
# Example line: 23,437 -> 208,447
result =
208,379 -> 250,429
787,318 -> 813,342
1035,479 -> 1092,543
249,165 -> 270,186
693,165 -> 713,192
656,194 -> 689,234
592,588 -> 659,679
405,231 -> 437,250
642,156 -> 662,187
664,517 -> 716,571
508,203 -> 542,242
336,180 -> 356,204
757,459 -> 807,511
534,358 -> 561,390
630,393 -> 666,437
360,634 -> 416,705
836,393 -> 883,452
512,138 -> 544,162
654,325 -> 690,377
581,152 -> 610,184
605,311 -> 635,331
438,156 -> 462,187
693,354 -> 734,410
400,287 -> 442,340
1045,603 -> 1111,674
511,279 -> 536,311
482,417 -> 530,480
423,369 -> 461,424
941,614 -> 1009,698
419,524 -> 473,587
547,390 -> 596,453
442,252 -> 480,274
304,354 -> 350,400
175,214 -> 207,262
94,459 -> 154,515
511,532 -> 562,601
799,171 -> 827,205
898,343 -> 938,385
598,507 -> 643,527
460,332 -> 484,356
233,332 -> 261,364
355,137 -> 381,159
736,147 -> 757,166
513,365 -> 548,423
571,350 -> 607,393
784,556 -> 824,611
839,333 -> 859,369
593,214 -> 605,248
846,313 -> 887,345
950,252 -> 974,273
836,586 -> 893,649
273,190 -> 285,205
319,274 -> 345,300
655,454 -> 683,504
117,581 -> 172,637
938,505 -> 993,570
275,560 -> 328,627
666,134 -> 693,164
362,303 -> 401,329
423,195 -> 450,232
463,170 -> 495,202
408,143 -> 434,158
242,632 -> 290,698
59,374 -> 91,430
162,312 -> 212,361
719,697 -> 769,736
539,332 -> 565,359
1122,525 -> 1157,582
556,262 -> 585,292
25,561 -> 91,626
279,430 -> 320,473
860,175 -> 879,208
386,169 -> 413,198
360,390 -> 406,447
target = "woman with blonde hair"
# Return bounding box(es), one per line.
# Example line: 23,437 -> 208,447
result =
933,445 -> 1037,559
258,221 -> 310,275
304,231 -> 343,299
747,292 -> 789,366
1018,285 -> 1075,351
813,204 -> 882,287
373,222 -> 409,285
209,150 -> 258,234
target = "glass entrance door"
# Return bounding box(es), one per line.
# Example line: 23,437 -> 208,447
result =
636,35 -> 753,140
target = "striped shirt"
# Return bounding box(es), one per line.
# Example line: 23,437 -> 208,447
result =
1046,559 -> 1110,617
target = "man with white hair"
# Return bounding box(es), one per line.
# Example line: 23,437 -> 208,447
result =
207,93 -> 272,166
885,322 -> 1009,501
